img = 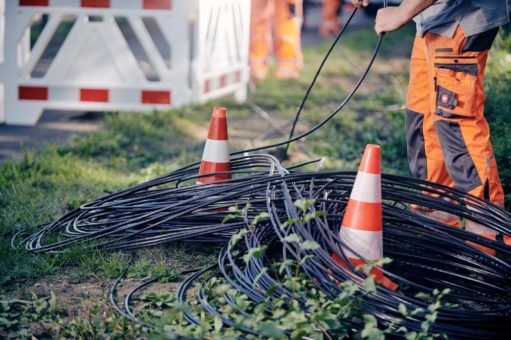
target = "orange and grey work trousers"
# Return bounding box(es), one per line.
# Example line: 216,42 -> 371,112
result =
406,26 -> 507,245
250,0 -> 303,77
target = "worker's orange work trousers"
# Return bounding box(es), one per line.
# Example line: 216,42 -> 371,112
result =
320,0 -> 341,37
406,26 -> 508,251
250,0 -> 303,79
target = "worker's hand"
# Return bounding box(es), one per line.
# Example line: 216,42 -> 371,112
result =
375,6 -> 409,34
352,0 -> 370,8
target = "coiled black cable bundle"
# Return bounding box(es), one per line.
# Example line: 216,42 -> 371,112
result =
174,170 -> 511,338
17,154 -> 290,252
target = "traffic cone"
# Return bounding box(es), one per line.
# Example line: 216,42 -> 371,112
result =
197,107 -> 231,184
332,144 -> 398,291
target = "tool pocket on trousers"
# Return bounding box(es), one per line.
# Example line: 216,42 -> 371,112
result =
434,62 -> 477,119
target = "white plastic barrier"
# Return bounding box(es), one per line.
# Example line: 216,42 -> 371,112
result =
0,0 -> 250,125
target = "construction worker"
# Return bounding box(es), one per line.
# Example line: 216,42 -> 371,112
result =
320,0 -> 342,37
353,0 -> 510,251
250,0 -> 304,81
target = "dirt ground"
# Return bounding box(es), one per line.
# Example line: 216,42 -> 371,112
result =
10,276 -> 179,324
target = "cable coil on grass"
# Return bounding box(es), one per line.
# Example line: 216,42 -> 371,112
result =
16,153 -> 510,337
171,158 -> 511,338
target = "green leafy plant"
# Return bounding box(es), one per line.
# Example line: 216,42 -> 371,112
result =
0,292 -> 57,339
146,207 -> 450,339
52,306 -> 149,339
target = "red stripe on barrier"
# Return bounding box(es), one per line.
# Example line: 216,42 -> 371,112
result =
141,90 -> 171,104
204,80 -> 211,93
18,86 -> 48,100
81,0 -> 110,8
143,0 -> 172,10
80,88 -> 109,102
19,0 -> 49,6
198,161 -> 231,183
342,200 -> 382,231
235,70 -> 241,83
219,75 -> 227,87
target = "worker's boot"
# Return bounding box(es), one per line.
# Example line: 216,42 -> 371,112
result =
465,219 -> 498,256
250,62 -> 269,83
410,205 -> 462,228
275,61 -> 300,79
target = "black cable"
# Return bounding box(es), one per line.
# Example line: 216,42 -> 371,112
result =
232,11 -> 384,156
109,254 -> 134,319
175,170 -> 511,338
283,6 -> 359,156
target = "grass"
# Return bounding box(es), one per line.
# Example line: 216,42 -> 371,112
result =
1,21 -> 510,337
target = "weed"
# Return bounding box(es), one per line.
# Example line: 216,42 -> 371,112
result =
0,292 -> 58,339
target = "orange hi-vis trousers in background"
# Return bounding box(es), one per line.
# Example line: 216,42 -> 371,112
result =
406,26 -> 509,250
320,0 -> 341,37
250,0 -> 303,80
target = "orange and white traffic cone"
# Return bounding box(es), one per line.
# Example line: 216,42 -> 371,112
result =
197,107 -> 231,185
332,144 -> 398,291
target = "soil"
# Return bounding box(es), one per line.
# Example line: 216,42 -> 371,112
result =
16,276 -> 179,320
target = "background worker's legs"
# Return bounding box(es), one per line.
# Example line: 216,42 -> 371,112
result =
250,0 -> 274,81
406,35 -> 460,226
320,0 -> 341,37
274,0 -> 303,79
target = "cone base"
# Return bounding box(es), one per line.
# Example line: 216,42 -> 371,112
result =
197,161 -> 231,184
331,253 -> 398,291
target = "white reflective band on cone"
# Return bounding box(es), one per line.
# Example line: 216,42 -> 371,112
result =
201,139 -> 230,163
349,172 -> 381,203
339,227 -> 383,260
